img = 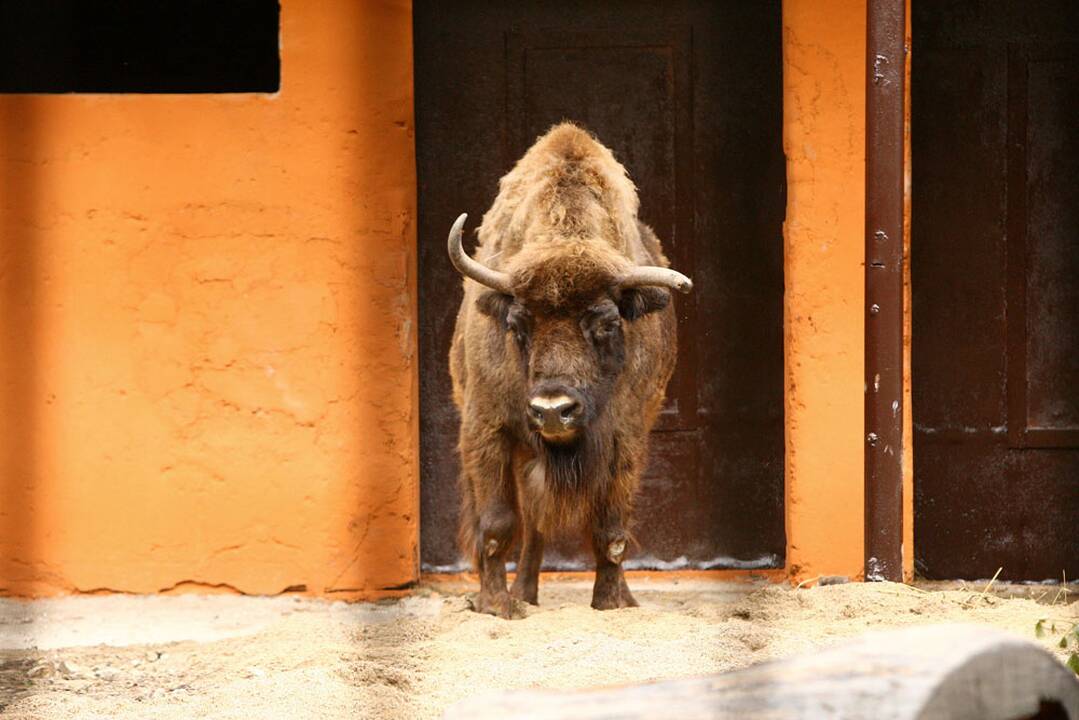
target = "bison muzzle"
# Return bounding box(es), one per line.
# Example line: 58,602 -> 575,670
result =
446,123 -> 692,618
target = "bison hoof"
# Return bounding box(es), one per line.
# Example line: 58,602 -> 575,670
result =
591,584 -> 639,611
509,581 -> 539,606
471,590 -> 524,619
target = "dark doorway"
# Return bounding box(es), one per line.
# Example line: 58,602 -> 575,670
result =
912,2 -> 1079,580
414,1 -> 785,572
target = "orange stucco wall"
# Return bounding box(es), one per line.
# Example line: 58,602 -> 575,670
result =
1,1 -> 913,597
0,0 -> 419,597
782,0 -> 914,584
783,0 -> 865,583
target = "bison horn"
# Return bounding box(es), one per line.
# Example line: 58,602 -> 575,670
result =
618,266 -> 694,294
447,213 -> 514,294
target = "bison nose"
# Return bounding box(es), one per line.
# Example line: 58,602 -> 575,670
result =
527,395 -> 582,434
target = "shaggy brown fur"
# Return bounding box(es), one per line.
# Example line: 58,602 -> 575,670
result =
449,123 -> 680,617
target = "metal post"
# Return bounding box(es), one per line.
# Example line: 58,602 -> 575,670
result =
864,0 -> 905,582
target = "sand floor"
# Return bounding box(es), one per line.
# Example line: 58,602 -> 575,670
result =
1,577 -> 1076,719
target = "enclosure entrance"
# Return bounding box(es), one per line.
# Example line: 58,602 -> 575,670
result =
414,1 -> 785,572
912,1 -> 1079,580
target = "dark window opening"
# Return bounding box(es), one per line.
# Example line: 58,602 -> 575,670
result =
0,0 -> 280,93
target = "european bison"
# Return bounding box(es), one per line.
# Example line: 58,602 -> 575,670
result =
446,123 -> 692,617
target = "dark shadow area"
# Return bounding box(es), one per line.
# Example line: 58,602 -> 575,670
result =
0,0 -> 280,93
0,97 -> 39,709
337,4 -> 423,718
1021,699 -> 1069,720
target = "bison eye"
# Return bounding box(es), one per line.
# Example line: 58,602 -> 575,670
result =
505,307 -> 531,347
476,291 -> 514,325
594,320 -> 620,338
585,311 -> 622,343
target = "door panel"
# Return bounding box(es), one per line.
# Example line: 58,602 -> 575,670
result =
1008,47 -> 1079,446
913,3 -> 1079,580
415,1 -> 785,571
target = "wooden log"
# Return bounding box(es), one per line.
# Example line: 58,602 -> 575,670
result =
443,624 -> 1079,720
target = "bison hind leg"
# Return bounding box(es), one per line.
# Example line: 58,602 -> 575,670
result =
509,524 -> 544,605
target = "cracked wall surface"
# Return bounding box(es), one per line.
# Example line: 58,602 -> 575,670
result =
0,0 -> 419,597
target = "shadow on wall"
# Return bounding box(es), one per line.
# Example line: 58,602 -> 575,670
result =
332,2 -> 419,598
1,97 -> 38,597
340,4 -> 418,715
0,97 -> 39,707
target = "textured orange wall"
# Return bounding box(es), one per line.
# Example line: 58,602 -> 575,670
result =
783,0 -> 868,583
1,1 -> 913,597
0,0 -> 419,597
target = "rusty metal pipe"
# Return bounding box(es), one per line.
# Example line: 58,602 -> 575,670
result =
864,0 -> 906,582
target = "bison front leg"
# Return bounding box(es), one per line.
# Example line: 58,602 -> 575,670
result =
461,430 -> 522,619
472,503 -> 519,619
589,508 -> 638,610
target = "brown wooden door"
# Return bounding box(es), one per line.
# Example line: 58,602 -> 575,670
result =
912,2 -> 1079,581
415,1 -> 785,572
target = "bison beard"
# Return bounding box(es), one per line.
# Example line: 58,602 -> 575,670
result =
527,413 -> 614,513
533,437 -> 592,495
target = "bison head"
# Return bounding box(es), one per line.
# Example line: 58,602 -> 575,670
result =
447,213 -> 692,447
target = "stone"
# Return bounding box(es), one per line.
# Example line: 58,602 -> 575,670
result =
27,662 -> 53,678
59,660 -> 88,679
95,666 -> 120,681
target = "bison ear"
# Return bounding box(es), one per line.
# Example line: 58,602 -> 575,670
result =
617,286 -> 670,321
476,291 -> 514,327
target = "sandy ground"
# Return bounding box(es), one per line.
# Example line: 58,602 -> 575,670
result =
1,577 -> 1076,719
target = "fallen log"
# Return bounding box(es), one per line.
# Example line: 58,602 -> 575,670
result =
444,624 -> 1079,720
